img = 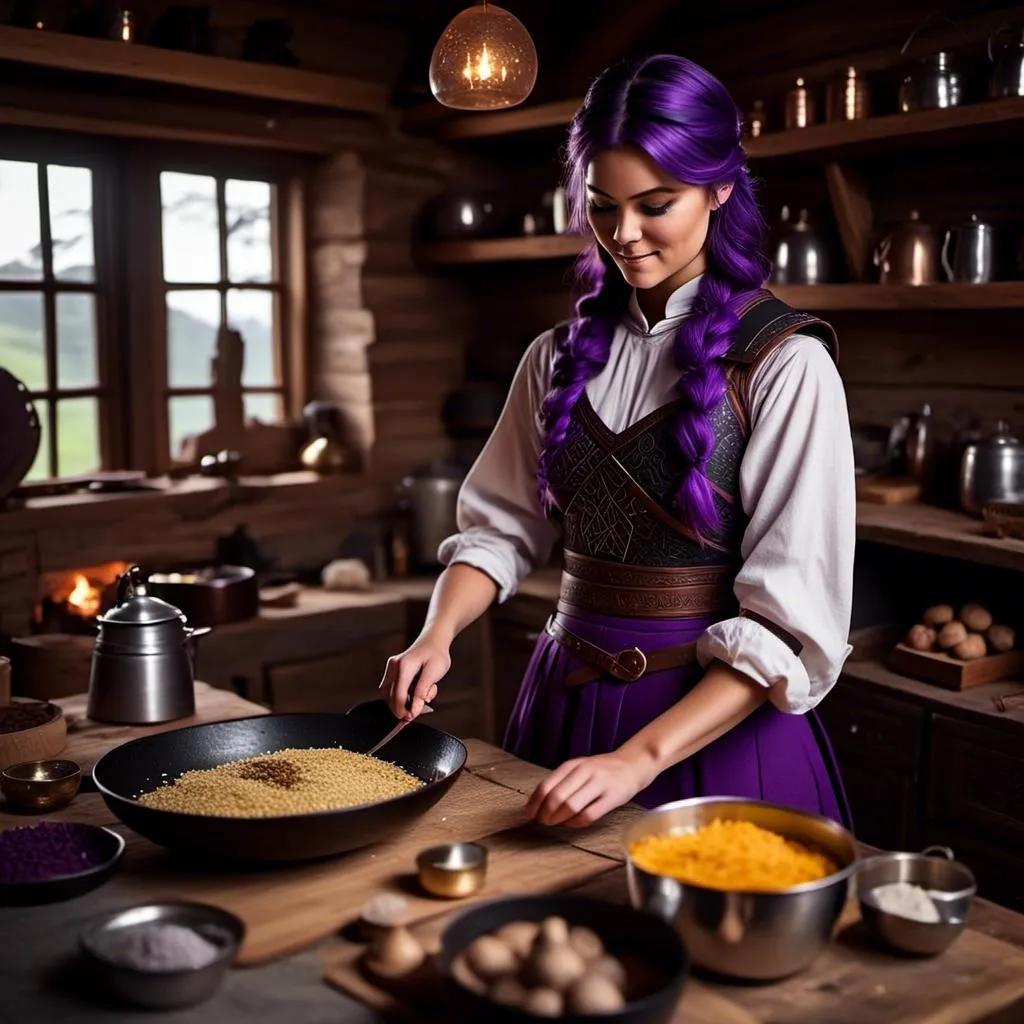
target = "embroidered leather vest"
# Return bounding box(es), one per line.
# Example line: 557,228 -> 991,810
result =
546,290 -> 837,572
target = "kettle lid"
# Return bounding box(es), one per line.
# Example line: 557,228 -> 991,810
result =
99,565 -> 186,625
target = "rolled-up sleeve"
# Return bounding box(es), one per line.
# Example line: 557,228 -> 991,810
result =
437,330 -> 563,601
696,334 -> 856,714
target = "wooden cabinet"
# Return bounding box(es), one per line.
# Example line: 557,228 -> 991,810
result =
817,682 -> 926,851
490,619 -> 542,743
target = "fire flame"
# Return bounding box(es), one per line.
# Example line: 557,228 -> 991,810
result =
66,574 -> 101,618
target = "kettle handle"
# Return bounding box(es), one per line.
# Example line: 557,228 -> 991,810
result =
872,233 -> 892,270
115,564 -> 147,604
988,23 -> 1012,62
901,10 -> 959,56
941,229 -> 956,282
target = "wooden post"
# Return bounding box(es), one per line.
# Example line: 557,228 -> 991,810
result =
825,161 -> 873,282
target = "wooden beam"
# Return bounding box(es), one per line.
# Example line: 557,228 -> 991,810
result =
0,24 -> 387,116
824,161 -> 873,282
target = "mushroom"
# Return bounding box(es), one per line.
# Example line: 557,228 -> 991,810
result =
465,934 -> 518,982
566,972 -> 627,1014
523,917 -> 587,991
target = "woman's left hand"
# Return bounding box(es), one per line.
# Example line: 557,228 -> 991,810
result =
524,752 -> 656,828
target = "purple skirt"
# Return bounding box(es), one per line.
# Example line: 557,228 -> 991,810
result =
503,608 -> 852,829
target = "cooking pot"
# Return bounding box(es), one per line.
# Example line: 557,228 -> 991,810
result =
401,464 -> 464,568
959,421 -> 1024,516
874,211 -> 939,285
87,565 -> 210,725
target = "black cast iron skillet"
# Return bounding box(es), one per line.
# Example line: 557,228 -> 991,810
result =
90,700 -> 467,866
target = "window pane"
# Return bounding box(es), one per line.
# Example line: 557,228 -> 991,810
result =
56,292 -> 98,389
169,395 -> 214,461
26,400 -> 50,481
160,171 -> 219,283
0,160 -> 42,280
226,179 -> 274,283
0,292 -> 47,390
167,290 -> 220,388
227,289 -> 276,387
56,397 -> 100,476
48,165 -> 95,283
244,392 -> 282,424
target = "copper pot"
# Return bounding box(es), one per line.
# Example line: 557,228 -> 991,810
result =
784,77 -> 816,129
826,67 -> 871,122
873,211 -> 939,285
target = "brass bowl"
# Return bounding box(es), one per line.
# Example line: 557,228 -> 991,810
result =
1,758 -> 82,813
416,842 -> 488,898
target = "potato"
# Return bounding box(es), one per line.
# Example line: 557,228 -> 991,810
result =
952,633 -> 987,661
960,604 -> 993,632
937,621 -> 967,649
987,624 -> 1016,653
923,604 -> 954,627
466,935 -> 518,981
521,987 -> 563,1017
451,953 -> 487,995
568,925 -> 604,962
489,977 -> 528,1008
495,921 -> 539,959
905,624 -> 936,651
566,972 -> 627,1014
589,954 -> 628,991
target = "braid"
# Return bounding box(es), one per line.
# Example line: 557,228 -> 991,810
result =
536,249 -> 628,509
672,170 -> 769,537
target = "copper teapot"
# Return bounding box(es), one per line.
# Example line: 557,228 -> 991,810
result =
873,211 -> 939,285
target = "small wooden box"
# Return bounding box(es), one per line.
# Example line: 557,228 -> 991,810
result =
887,643 -> 1024,691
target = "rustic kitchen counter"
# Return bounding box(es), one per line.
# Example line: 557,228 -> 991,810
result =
2,684 -> 1024,1024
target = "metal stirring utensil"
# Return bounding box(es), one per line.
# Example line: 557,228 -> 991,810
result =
366,701 -> 434,757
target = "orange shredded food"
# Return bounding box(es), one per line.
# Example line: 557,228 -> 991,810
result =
628,819 -> 838,891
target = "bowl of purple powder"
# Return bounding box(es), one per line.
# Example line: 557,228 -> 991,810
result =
79,901 -> 245,1009
0,820 -> 125,906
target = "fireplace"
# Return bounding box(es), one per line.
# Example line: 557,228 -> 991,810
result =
34,561 -> 129,635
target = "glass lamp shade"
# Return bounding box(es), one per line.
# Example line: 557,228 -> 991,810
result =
429,2 -> 538,111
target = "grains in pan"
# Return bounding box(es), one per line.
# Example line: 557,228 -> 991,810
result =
136,748 -> 424,818
628,819 -> 838,891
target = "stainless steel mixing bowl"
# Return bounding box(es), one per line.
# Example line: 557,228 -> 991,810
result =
624,796 -> 859,981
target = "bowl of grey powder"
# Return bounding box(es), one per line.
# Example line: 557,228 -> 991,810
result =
855,845 -> 977,956
79,901 -> 245,1009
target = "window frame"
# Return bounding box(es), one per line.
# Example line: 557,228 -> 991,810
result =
0,129 -> 125,477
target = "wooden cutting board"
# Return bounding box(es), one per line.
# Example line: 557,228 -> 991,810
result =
106,756 -> 623,966
322,866 -> 1024,1024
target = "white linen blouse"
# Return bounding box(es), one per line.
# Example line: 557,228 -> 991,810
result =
437,275 -> 857,715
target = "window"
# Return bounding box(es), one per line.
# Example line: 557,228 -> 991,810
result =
159,171 -> 285,461
0,158 -> 105,479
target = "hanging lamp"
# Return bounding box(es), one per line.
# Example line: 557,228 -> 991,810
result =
428,1 -> 538,111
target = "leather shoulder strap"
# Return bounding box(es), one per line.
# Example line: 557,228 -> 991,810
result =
725,289 -> 838,366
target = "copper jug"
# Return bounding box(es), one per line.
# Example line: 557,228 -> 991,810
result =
873,211 -> 939,285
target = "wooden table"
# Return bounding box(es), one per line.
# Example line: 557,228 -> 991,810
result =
3,684 -> 1024,1024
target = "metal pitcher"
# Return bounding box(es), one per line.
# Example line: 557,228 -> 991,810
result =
988,24 -> 1024,98
898,13 -> 964,112
874,211 -> 939,285
942,214 -> 995,284
771,207 -> 831,285
87,565 -> 210,724
960,421 -> 1024,515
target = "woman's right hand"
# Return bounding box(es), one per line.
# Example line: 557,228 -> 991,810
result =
379,634 -> 452,722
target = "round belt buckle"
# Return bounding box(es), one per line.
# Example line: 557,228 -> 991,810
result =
616,648 -> 647,681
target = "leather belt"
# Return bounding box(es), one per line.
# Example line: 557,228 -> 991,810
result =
545,615 -> 698,688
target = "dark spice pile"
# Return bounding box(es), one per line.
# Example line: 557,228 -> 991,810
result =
237,756 -> 301,789
0,821 -> 114,882
0,702 -> 58,734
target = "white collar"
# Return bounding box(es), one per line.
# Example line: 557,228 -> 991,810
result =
624,274 -> 703,335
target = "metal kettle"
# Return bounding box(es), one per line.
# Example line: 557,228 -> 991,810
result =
898,13 -> 964,112
988,24 -> 1024,98
771,207 -> 831,285
87,565 -> 210,724
942,214 -> 996,284
959,421 -> 1024,515
874,211 -> 939,285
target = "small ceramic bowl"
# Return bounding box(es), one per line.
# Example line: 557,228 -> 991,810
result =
79,901 -> 245,1010
1,758 -> 82,813
417,842 -> 488,898
856,845 -> 976,956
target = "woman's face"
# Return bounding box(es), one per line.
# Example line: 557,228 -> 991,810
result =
585,146 -> 718,297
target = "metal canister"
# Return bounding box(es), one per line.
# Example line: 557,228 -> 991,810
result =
784,78 -> 816,129
826,66 -> 871,122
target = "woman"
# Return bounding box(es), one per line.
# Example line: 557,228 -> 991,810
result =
381,54 -> 855,832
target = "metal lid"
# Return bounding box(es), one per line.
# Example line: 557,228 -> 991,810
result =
98,566 -> 186,625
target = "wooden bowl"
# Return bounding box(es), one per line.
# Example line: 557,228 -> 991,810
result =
0,699 -> 67,771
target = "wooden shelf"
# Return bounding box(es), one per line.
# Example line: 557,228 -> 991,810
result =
414,234 -> 588,265
404,92 -> 1024,160
772,283 -> 1024,310
856,501 -> 1024,573
0,24 -> 387,116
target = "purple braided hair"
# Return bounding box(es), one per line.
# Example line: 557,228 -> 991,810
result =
536,55 -> 771,537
